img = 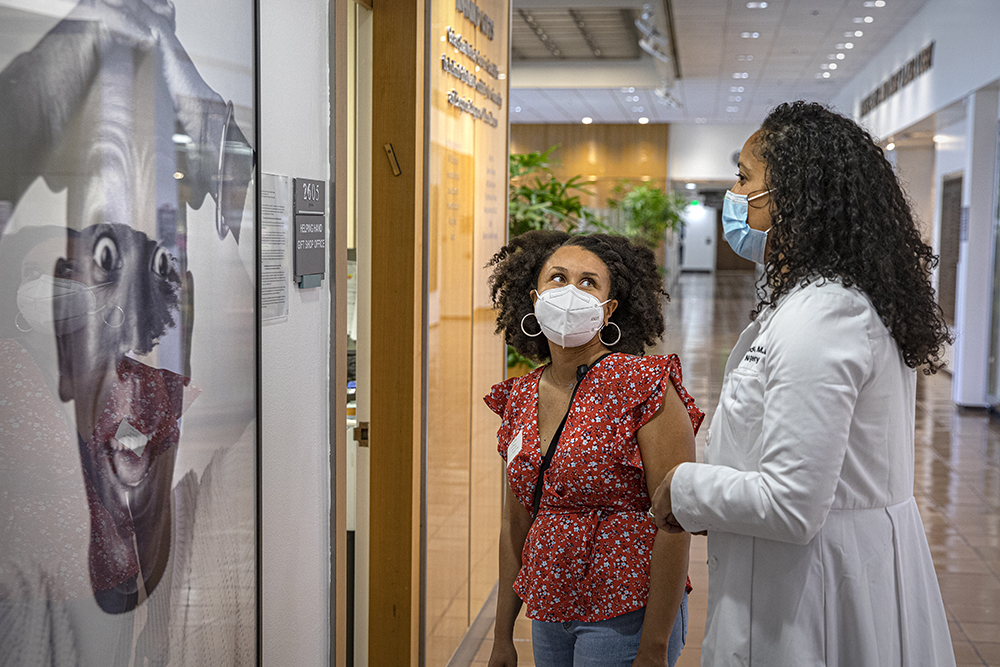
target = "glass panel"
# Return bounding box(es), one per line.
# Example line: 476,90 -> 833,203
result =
0,0 -> 257,662
425,0 -> 508,661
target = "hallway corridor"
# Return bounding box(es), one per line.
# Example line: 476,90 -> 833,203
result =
470,272 -> 1000,667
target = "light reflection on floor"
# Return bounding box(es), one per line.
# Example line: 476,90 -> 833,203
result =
466,272 -> 1000,667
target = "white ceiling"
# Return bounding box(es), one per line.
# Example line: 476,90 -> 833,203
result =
509,0 -> 933,125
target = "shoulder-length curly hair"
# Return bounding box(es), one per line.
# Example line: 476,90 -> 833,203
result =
487,230 -> 666,362
754,101 -> 951,372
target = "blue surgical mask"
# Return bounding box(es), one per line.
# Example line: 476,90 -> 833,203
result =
722,189 -> 771,264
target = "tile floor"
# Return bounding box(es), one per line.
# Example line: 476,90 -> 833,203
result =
465,272 -> 1000,666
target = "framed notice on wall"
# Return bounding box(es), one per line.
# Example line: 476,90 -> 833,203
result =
0,0 -> 259,664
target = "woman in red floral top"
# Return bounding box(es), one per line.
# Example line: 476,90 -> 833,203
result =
485,231 -> 704,667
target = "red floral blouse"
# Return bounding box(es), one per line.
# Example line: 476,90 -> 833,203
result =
485,353 -> 704,623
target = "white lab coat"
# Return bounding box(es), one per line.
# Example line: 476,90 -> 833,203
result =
671,280 -> 955,667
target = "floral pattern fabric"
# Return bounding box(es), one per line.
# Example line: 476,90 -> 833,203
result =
485,353 -> 704,622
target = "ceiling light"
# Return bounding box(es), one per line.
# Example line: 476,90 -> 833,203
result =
733,72 -> 749,78
845,42 -> 855,49
828,63 -> 838,69
737,86 -> 745,92
514,106 -> 521,113
823,72 -> 831,78
638,106 -> 644,112
875,0 -> 885,6
629,87 -> 635,93
582,117 -> 593,124
885,142 -> 895,151
638,117 -> 649,124
172,133 -> 193,144
741,31 -> 760,38
864,16 -> 874,22
932,135 -> 944,143
173,171 -> 184,179
746,1 -> 768,7
855,31 -> 863,37
685,182 -> 697,190
836,53 -> 845,60
727,106 -> 739,112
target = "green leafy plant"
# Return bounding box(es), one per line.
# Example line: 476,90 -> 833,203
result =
509,146 -> 606,237
607,181 -> 688,249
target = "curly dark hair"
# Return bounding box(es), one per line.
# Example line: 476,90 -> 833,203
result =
487,230 -> 667,362
753,101 -> 952,372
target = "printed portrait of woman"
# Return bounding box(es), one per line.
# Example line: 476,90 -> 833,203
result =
0,0 -> 258,664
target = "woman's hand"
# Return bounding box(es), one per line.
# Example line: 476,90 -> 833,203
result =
651,465 -> 686,534
487,639 -> 518,667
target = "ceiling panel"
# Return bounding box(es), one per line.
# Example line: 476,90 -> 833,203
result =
511,0 -> 934,125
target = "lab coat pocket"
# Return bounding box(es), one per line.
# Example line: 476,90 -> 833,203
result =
720,368 -> 764,461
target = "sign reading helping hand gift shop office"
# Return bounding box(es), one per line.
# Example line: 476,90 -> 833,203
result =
293,178 -> 326,289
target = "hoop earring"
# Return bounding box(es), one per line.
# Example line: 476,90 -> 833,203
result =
103,305 -> 125,328
520,312 -> 542,338
14,312 -> 32,333
599,321 -> 621,346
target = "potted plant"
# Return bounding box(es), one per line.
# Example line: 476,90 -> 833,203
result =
607,181 -> 688,249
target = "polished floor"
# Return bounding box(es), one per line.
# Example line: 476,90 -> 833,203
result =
467,271 -> 1000,666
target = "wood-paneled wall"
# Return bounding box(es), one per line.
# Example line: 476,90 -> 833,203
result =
511,124 -> 670,206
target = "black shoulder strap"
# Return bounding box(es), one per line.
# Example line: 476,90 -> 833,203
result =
530,353 -> 614,519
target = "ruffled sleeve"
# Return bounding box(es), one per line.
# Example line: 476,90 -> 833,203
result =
634,354 -> 705,435
484,376 -> 518,417
598,354 -> 703,471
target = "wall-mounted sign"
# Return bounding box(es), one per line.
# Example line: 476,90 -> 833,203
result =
860,42 -> 934,117
456,0 -> 494,40
293,178 -> 326,289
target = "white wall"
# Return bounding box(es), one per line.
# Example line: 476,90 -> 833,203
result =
831,0 -> 1000,138
259,0 -> 332,664
668,123 -> 759,182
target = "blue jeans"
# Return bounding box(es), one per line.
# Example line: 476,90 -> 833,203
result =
531,593 -> 688,667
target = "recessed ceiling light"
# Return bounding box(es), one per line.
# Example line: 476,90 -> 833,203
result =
737,86 -> 745,92
733,72 -> 749,79
845,42 -> 854,49
836,53 -> 845,60
173,171 -> 184,179
823,72 -> 831,78
855,31 -> 864,37
638,117 -> 649,124
885,142 -> 895,151
582,117 -> 593,124
741,31 -> 760,38
629,87 -> 635,93
875,0 -> 885,6
514,106 -> 521,113
864,16 -> 874,22
828,63 -> 838,70
685,183 -> 697,190
746,1 -> 768,7
638,106 -> 644,112
727,106 -> 739,112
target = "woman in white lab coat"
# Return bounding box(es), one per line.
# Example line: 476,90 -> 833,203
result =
650,101 -> 955,666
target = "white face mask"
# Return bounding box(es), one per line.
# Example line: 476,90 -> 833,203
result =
16,274 -> 99,334
533,284 -> 610,349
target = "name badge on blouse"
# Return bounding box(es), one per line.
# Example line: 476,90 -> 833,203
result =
507,430 -> 524,469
